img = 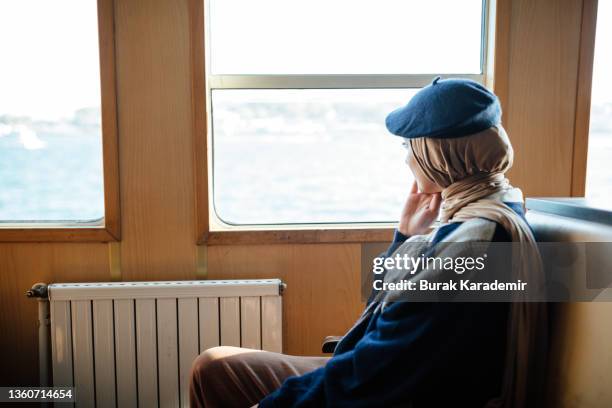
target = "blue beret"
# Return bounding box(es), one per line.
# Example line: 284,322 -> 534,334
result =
385,77 -> 501,139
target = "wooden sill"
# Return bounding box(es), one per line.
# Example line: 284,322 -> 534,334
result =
203,228 -> 395,246
0,226 -> 119,243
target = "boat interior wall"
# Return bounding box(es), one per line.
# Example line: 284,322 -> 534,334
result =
1,1 -> 610,407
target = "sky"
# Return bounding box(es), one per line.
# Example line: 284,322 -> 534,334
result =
209,0 -> 483,75
591,0 -> 612,104
0,0 -> 101,121
0,0 -> 609,119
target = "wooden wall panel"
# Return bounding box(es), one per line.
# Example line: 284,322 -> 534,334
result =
504,0 -> 583,197
208,244 -> 364,356
0,243 -> 108,386
114,0 -> 197,281
285,244 -> 364,355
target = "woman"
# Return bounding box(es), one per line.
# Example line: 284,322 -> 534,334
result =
190,78 -> 547,408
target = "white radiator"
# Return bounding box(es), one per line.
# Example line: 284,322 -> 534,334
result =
47,279 -> 284,408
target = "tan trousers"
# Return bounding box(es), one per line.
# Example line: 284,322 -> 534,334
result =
189,346 -> 330,408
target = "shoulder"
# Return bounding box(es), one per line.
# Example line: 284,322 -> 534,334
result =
434,218 -> 499,243
433,201 -> 524,243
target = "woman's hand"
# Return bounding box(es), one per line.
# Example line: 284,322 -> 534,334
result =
398,181 -> 442,236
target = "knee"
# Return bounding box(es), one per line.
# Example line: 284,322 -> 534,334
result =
191,346 -> 226,378
190,347 -> 231,407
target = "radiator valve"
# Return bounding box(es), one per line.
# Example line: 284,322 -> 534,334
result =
26,282 -> 48,299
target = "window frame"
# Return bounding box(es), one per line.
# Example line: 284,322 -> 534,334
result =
571,0 -> 599,197
193,0 -> 497,245
0,0 -> 121,243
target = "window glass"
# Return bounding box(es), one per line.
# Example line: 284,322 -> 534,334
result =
0,0 -> 104,222
212,89 -> 415,224
209,0 -> 483,75
209,1 -> 486,226
585,0 -> 612,203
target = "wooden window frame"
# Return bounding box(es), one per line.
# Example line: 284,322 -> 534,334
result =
571,0 -> 599,197
192,0 -> 498,245
0,0 -> 121,243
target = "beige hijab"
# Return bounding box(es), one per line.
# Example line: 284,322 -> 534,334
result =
409,126 -> 548,408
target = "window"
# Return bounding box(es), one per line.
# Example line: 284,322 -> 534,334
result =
0,1 -> 104,223
585,0 -> 612,204
208,0 -> 488,227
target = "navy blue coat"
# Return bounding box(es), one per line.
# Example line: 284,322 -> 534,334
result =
260,204 -> 524,407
